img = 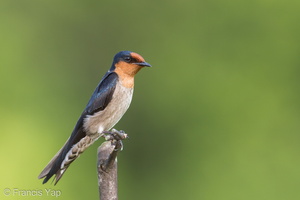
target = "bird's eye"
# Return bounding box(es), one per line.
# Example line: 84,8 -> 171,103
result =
124,56 -> 132,62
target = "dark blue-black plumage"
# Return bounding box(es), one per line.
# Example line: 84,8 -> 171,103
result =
42,72 -> 119,184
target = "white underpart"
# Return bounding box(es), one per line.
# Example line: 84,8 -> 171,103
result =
84,81 -> 133,136
60,81 -> 133,170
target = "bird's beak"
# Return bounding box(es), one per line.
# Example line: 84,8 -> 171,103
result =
135,62 -> 152,67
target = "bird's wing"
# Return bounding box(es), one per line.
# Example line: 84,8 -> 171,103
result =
83,71 -> 119,116
63,71 -> 119,150
39,71 -> 119,184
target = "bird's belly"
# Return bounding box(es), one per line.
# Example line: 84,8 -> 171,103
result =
84,84 -> 133,136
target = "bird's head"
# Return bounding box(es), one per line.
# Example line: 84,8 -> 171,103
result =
110,51 -> 151,77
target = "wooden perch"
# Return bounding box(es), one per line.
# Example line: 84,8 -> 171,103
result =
97,129 -> 128,200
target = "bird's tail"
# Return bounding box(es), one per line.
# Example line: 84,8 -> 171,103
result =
38,135 -> 94,185
38,116 -> 92,184
38,138 -> 70,184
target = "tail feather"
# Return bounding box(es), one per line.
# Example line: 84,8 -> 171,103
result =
38,134 -> 95,184
38,149 -> 61,180
38,138 -> 69,184
52,136 -> 93,184
38,118 -> 87,184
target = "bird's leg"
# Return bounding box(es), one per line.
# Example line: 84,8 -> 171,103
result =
102,129 -> 129,151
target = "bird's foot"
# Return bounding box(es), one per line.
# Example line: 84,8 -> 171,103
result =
102,129 -> 129,151
102,129 -> 128,141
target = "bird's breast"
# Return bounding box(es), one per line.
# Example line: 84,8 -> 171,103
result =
84,81 -> 133,135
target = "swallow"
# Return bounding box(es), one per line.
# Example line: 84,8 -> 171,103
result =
38,51 -> 151,184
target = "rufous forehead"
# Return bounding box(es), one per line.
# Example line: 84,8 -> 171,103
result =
130,52 -> 145,62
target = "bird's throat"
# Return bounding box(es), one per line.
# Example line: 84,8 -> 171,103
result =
115,63 -> 140,88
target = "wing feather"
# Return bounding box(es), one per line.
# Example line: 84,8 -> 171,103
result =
39,71 -> 119,184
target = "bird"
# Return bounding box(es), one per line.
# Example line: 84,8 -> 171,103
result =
38,51 -> 151,184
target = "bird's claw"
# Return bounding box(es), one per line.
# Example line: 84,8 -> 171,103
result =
102,129 -> 128,140
102,129 -> 129,151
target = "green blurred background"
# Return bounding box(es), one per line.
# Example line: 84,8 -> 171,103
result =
1,0 -> 300,199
